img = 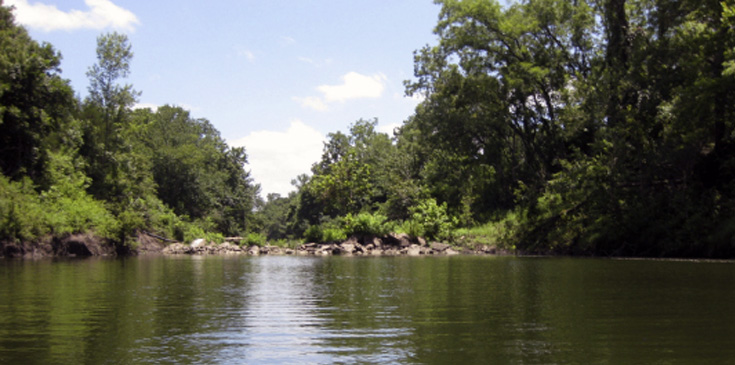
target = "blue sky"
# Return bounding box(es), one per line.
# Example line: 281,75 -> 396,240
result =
7,0 -> 441,196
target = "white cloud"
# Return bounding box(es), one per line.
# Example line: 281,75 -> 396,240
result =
318,72 -> 386,102
229,120 -> 324,197
298,56 -> 333,68
235,46 -> 255,62
377,122 -> 401,136
294,71 -> 387,111
280,36 -> 296,46
175,102 -> 200,112
7,0 -> 140,32
292,96 -> 328,112
133,102 -> 159,111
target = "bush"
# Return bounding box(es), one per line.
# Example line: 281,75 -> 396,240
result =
303,225 -> 324,243
408,198 -> 457,241
0,176 -> 46,241
322,227 -> 347,242
396,219 -> 424,238
41,152 -> 120,239
270,238 -> 299,248
454,210 -> 521,250
0,154 -> 120,243
303,224 -> 347,243
342,212 -> 391,237
243,232 -> 267,246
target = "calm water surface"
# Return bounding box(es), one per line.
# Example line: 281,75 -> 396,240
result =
1,255 -> 734,364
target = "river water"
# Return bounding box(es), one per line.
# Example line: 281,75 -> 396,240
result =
1,255 -> 734,364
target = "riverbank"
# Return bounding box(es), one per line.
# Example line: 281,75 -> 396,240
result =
160,233 -> 508,257
1,232 -> 510,259
0,233 -> 124,259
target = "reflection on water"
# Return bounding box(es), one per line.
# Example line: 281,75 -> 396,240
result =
1,255 -> 735,363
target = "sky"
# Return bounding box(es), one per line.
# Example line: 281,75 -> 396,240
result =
6,0 -> 441,197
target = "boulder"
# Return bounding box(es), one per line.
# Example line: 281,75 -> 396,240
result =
444,248 -> 459,256
339,241 -> 355,255
190,238 -> 206,248
387,233 -> 411,247
430,242 -> 450,252
406,244 -> 422,256
383,248 -> 400,256
163,242 -> 190,254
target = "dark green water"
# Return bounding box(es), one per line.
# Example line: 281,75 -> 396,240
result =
1,255 -> 734,364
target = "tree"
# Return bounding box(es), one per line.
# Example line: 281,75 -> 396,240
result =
296,119 -> 397,224
81,32 -> 140,200
86,32 -> 138,142
404,0 -> 598,218
0,2 -> 76,185
134,105 -> 257,236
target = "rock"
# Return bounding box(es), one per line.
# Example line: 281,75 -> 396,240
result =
163,242 -> 190,254
430,242 -> 450,252
387,233 -> 411,247
190,238 -> 206,248
247,245 -> 260,255
406,244 -> 422,256
383,248 -> 400,256
417,237 -> 427,246
315,249 -> 331,256
268,246 -> 283,255
339,241 -> 355,255
444,248 -> 459,256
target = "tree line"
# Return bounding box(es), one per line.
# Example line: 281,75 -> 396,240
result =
0,3 -> 258,246
2,0 -> 735,258
256,0 -> 735,258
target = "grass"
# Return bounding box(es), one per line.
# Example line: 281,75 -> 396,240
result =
453,210 -> 521,251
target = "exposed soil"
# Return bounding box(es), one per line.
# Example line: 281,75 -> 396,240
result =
0,233 -> 118,259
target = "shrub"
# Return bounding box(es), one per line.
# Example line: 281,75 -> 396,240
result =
270,238 -> 299,248
0,176 -> 46,241
322,227 -> 347,242
396,219 -> 424,238
243,232 -> 267,246
303,225 -> 324,243
342,212 -> 391,237
408,198 -> 457,241
454,210 -> 521,250
0,154 -> 120,242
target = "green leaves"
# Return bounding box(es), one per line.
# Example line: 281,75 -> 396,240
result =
0,4 -> 74,183
408,198 -> 456,242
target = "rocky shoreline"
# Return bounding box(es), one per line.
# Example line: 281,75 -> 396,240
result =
1,232 -> 507,259
159,233 -> 506,257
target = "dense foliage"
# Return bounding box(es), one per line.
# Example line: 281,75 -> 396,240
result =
257,0 -> 735,258
0,3 -> 258,246
3,0 -> 735,258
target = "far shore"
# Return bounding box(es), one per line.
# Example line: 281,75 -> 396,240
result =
0,232 -> 510,259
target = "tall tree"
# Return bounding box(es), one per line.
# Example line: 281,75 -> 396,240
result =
81,32 -> 140,200
0,2 -> 75,185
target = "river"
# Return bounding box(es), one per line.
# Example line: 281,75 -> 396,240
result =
1,255 -> 734,363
